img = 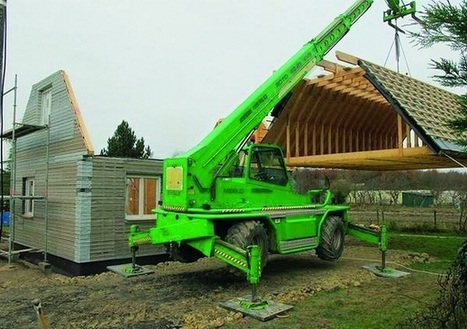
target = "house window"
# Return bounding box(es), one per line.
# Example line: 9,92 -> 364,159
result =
40,88 -> 52,125
22,177 -> 35,217
125,176 -> 160,220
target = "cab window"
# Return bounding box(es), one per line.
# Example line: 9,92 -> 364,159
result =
249,147 -> 287,185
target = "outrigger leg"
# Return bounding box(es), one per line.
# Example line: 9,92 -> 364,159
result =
216,240 -> 293,321
347,224 -> 409,278
107,225 -> 154,277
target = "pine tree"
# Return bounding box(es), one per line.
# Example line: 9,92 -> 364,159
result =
412,0 -> 467,146
100,120 -> 152,158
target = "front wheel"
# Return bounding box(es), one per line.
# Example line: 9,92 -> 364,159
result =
316,216 -> 344,261
225,220 -> 269,270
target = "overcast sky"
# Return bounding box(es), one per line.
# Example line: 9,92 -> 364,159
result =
3,0 -> 465,159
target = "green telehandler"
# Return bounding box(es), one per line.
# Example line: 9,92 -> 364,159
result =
129,0 -> 417,295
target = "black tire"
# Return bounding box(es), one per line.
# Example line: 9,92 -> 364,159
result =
316,216 -> 345,261
225,220 -> 269,269
168,242 -> 204,263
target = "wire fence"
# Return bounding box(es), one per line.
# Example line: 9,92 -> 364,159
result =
349,207 -> 464,232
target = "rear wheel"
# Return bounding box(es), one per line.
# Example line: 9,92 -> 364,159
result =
316,216 -> 344,261
225,220 -> 269,269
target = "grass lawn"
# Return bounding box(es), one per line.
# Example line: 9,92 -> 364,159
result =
227,233 -> 466,329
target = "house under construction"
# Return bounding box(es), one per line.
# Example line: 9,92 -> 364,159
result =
1,70 -> 165,275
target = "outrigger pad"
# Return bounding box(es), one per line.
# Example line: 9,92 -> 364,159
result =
107,263 -> 154,277
362,264 -> 410,278
220,295 -> 293,321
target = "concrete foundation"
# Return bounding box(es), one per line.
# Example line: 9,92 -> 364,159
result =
38,261 -> 52,274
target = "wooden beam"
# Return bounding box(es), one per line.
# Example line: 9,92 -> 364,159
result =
362,131 -> 367,151
370,104 -> 397,137
335,82 -> 375,94
312,125 -> 317,155
318,59 -> 346,73
342,127 -> 346,153
62,71 -> 95,155
344,89 -> 386,103
320,124 -> 325,155
311,89 -> 338,135
356,131 -> 359,152
406,123 -> 412,148
287,146 -> 434,167
398,114 -> 403,156
336,50 -> 359,65
306,74 -> 336,85
352,100 -> 376,134
332,93 -> 353,128
319,75 -> 364,89
317,76 -> 345,88
294,84 -> 315,122
302,86 -> 325,124
295,121 -> 300,157
335,127 -> 339,153
306,66 -> 363,85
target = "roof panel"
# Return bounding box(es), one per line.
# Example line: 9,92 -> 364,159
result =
360,59 -> 466,152
261,52 -> 467,170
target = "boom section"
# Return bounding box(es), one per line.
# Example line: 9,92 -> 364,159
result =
181,0 -> 374,180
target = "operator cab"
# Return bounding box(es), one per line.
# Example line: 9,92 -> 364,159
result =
229,144 -> 288,186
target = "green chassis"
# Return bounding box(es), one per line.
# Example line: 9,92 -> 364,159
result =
129,197 -> 388,284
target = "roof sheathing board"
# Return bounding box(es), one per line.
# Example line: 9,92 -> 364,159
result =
358,59 -> 465,153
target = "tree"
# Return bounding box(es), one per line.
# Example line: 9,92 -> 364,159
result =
100,120 -> 152,159
412,0 -> 467,146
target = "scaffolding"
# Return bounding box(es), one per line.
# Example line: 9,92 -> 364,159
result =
0,75 -> 50,265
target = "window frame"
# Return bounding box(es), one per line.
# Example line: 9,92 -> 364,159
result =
40,88 -> 52,126
125,175 -> 161,221
22,177 -> 35,217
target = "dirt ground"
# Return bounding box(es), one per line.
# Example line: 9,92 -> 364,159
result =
0,243 -> 416,329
